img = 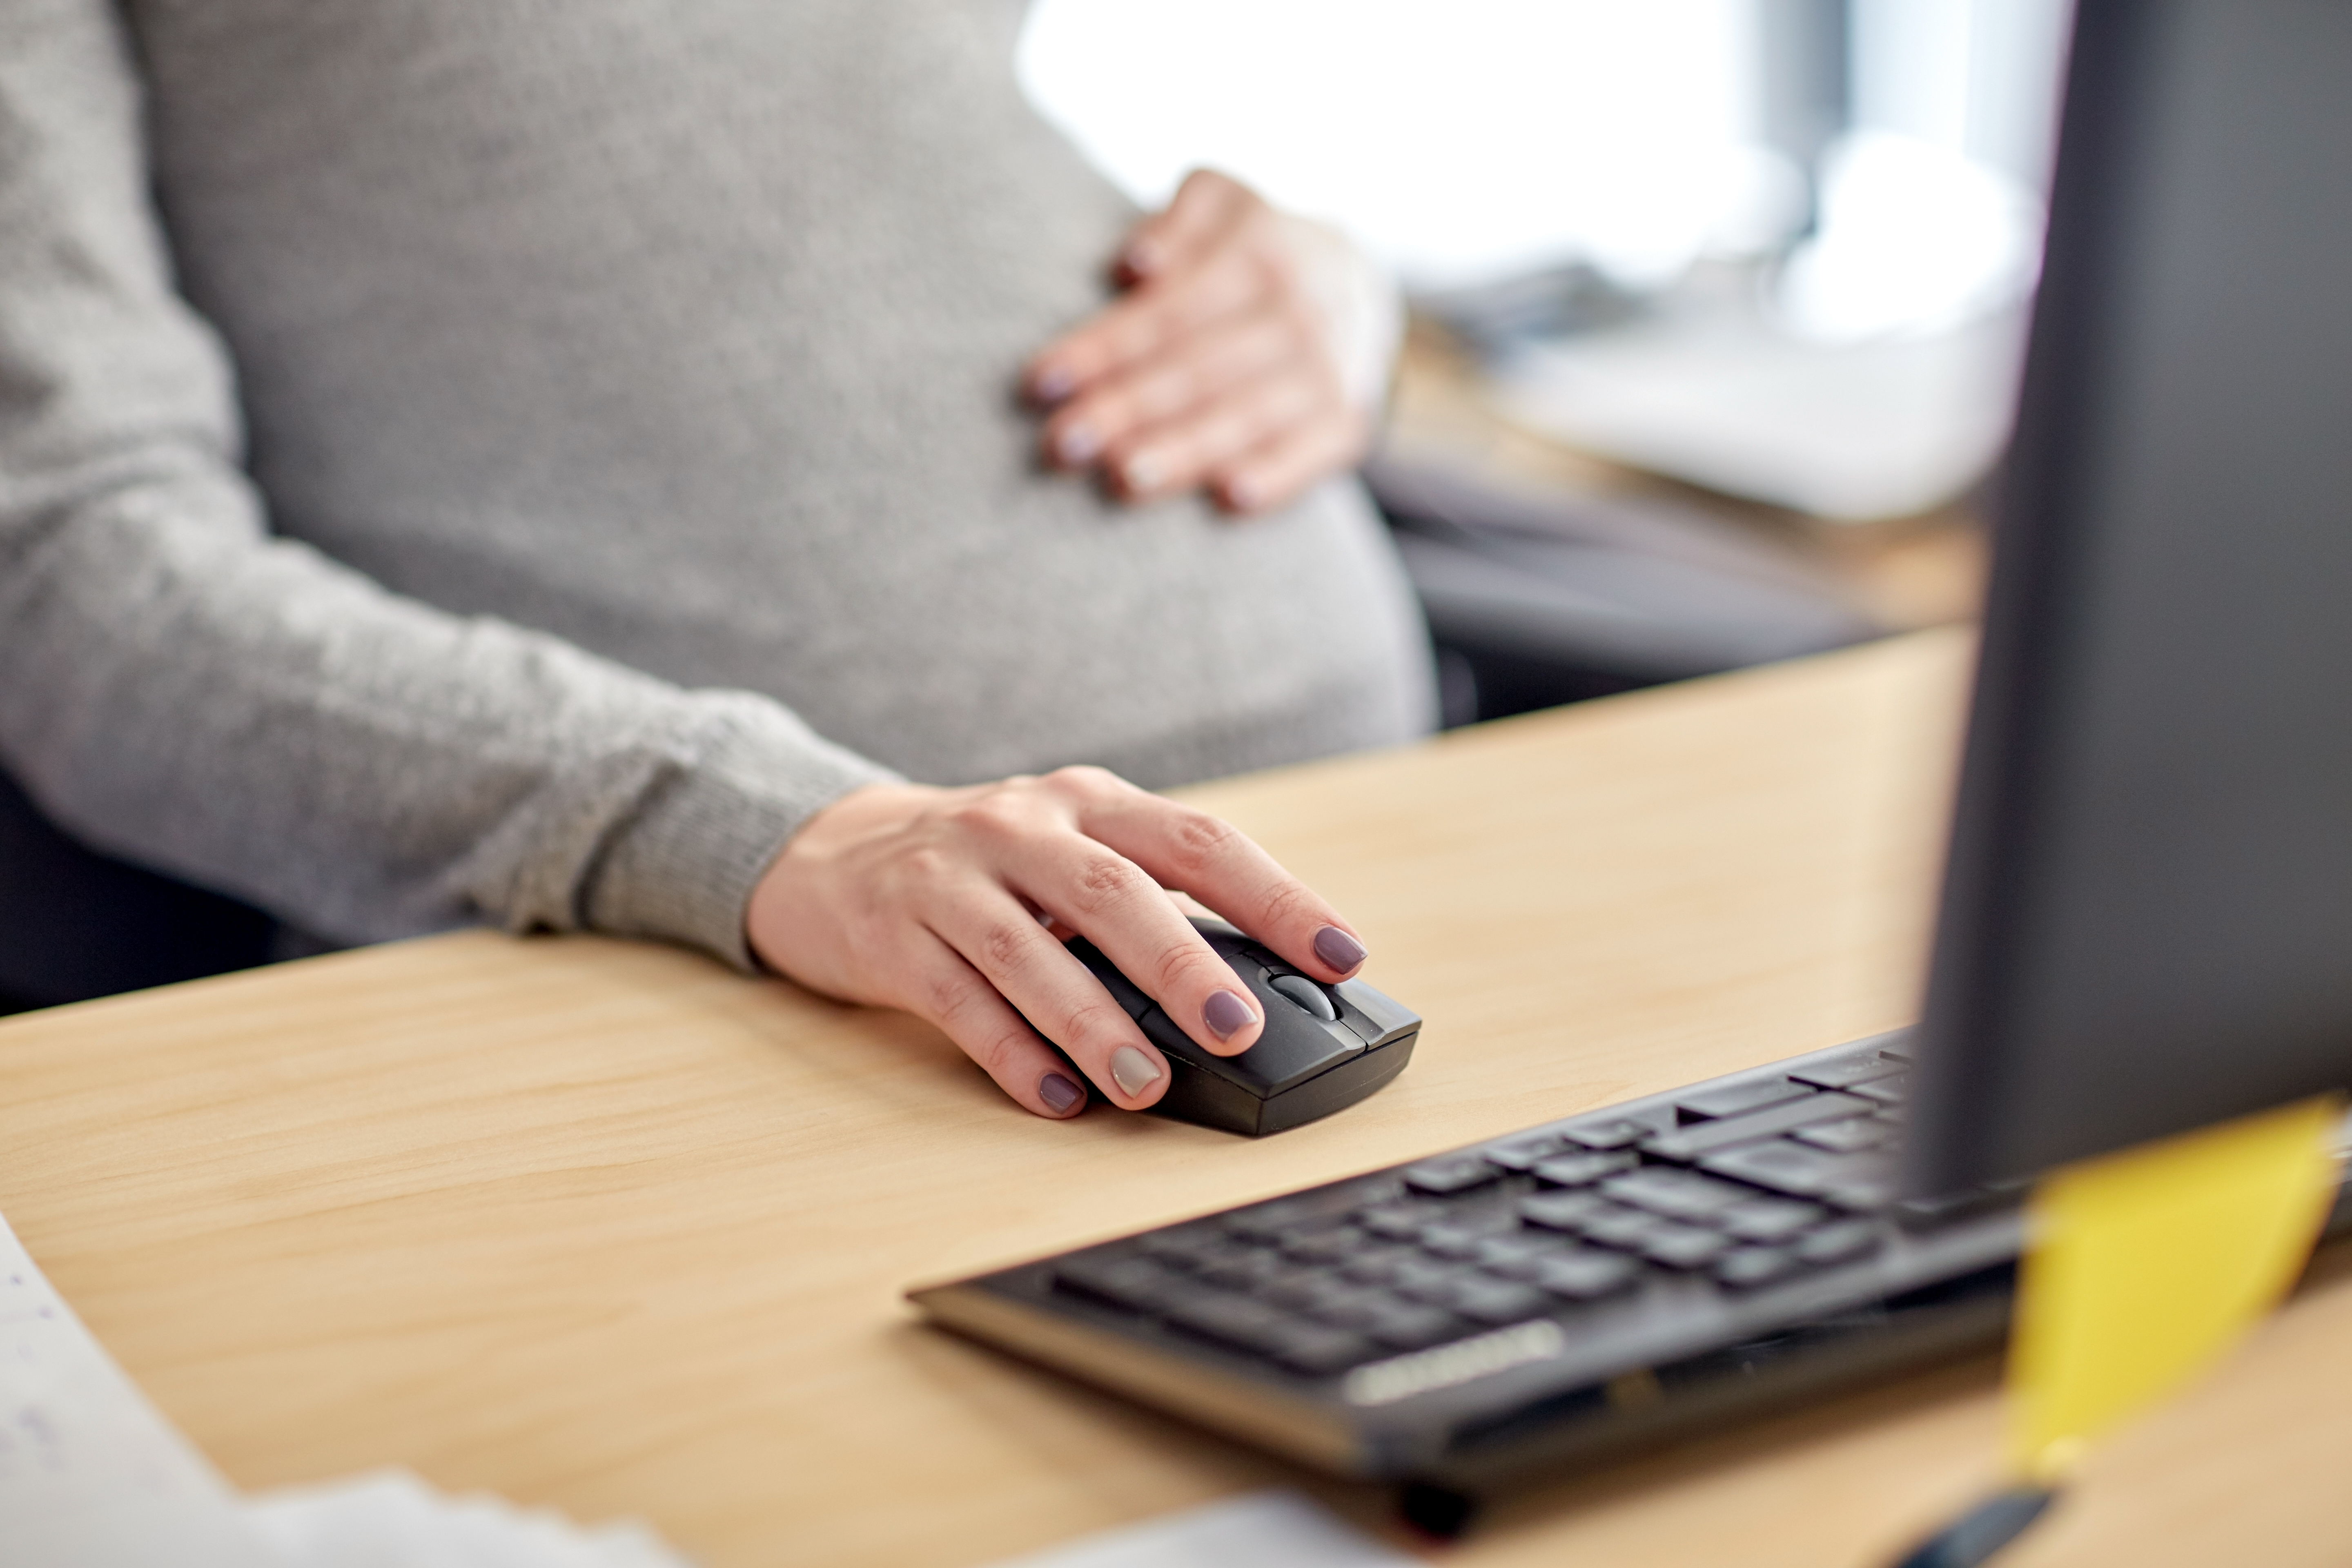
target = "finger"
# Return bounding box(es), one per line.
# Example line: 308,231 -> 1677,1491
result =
1038,306 -> 1298,480
925,878 -> 1178,1107
1210,405 -> 1373,515
1102,361 -> 1340,503
1058,771 -> 1370,984
1008,827 -> 1265,1060
900,929 -> 1095,1119
1118,169 -> 1253,283
1027,246 -> 1268,423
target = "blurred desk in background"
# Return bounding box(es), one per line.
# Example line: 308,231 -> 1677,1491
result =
4,632 -> 2348,1568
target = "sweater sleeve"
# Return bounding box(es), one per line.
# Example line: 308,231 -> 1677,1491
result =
0,1 -> 897,969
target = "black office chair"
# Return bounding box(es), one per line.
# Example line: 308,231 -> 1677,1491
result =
0,768 -> 276,1013
1362,454 -> 1883,727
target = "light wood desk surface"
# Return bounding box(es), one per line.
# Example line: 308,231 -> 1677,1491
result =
5,630 -> 2350,1566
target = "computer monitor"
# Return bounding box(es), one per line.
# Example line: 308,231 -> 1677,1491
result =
1907,0 -> 2352,1196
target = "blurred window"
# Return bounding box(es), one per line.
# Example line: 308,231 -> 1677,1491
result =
1018,0 -> 2072,332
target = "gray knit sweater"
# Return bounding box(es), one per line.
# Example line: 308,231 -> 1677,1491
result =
0,0 -> 1434,967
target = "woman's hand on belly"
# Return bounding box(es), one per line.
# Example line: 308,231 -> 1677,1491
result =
1023,170 -> 1401,518
744,766 -> 1371,1120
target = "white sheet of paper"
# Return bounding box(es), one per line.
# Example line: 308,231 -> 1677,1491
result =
980,1490 -> 1423,1568
0,1211 -> 281,1567
245,1470 -> 697,1568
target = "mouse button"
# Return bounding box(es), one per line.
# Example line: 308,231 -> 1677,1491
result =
1312,1016 -> 1369,1062
1187,915 -> 1248,947
1135,1006 -> 1215,1067
1332,980 -> 1421,1049
1063,938 -> 1154,1020
1092,964 -> 1154,1022
1268,973 -> 1341,1022
1152,1004 -> 1351,1095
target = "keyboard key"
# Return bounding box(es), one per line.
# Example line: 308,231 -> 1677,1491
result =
1530,1248 -> 1640,1300
1530,1150 -> 1639,1187
1221,1196 -> 1336,1240
1136,1229 -> 1226,1270
1713,1246 -> 1801,1290
1675,1077 -> 1815,1122
1794,1117 -> 1896,1154
1643,1092 -> 1877,1162
1789,1055 -> 1909,1091
1276,1226 -> 1362,1265
1472,1235 -> 1566,1279
1421,1220 -> 1508,1260
1163,1292 -> 1295,1354
1449,1278 -> 1550,1325
1339,1245 -> 1421,1286
1717,1197 -> 1826,1243
1304,1283 -> 1397,1325
1263,1270 -> 1351,1312
1599,1167 -> 1756,1223
1267,1322 -> 1376,1376
1424,1207 -> 1521,1243
1576,1204 -> 1670,1251
1795,1219 -> 1886,1267
1403,1155 -> 1500,1196
1483,1134 -> 1572,1173
1360,1203 -> 1441,1241
1895,1182 -> 2021,1225
1849,1075 -> 1910,1106
1359,1300 -> 1464,1350
1519,1190 -> 1609,1232
1822,1175 -> 1899,1212
1700,1138 -> 1889,1200
1639,1223 -> 1733,1270
1055,1254 -> 1175,1311
1196,1251 -> 1290,1290
1390,1258 -> 1458,1301
1564,1118 -> 1652,1151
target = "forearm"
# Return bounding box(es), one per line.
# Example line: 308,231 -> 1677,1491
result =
0,455 -> 893,964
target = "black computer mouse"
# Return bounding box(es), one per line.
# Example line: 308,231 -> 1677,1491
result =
1054,917 -> 1419,1136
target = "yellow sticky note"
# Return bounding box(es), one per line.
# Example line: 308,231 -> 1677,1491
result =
2007,1093 -> 2344,1480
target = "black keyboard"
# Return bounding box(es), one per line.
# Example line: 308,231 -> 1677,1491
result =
911,1031 -> 2352,1497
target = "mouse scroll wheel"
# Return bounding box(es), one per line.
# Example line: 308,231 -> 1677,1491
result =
1268,973 -> 1339,1022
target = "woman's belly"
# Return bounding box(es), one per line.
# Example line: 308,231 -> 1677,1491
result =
131,0 -> 1437,786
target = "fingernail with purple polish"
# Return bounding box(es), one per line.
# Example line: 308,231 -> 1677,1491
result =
1313,925 -> 1367,972
1055,421 -> 1100,465
1030,365 -> 1075,404
1040,1071 -> 1084,1114
1203,989 -> 1257,1040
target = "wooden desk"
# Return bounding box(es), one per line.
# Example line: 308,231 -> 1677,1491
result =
4,630 -> 2348,1566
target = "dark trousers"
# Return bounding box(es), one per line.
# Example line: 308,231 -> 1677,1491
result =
0,771 -> 275,1011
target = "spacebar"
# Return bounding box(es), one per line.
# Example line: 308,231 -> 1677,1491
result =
1643,1091 -> 1876,1161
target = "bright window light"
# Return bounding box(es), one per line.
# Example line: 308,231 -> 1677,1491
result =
1015,0 -> 1775,292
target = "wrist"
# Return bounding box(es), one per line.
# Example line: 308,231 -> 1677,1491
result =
744,780 -> 942,976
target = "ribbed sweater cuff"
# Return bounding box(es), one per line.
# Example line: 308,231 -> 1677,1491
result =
584,695 -> 898,971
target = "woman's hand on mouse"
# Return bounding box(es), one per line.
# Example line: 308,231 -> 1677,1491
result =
744,766 -> 1371,1120
1022,169 -> 1401,517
